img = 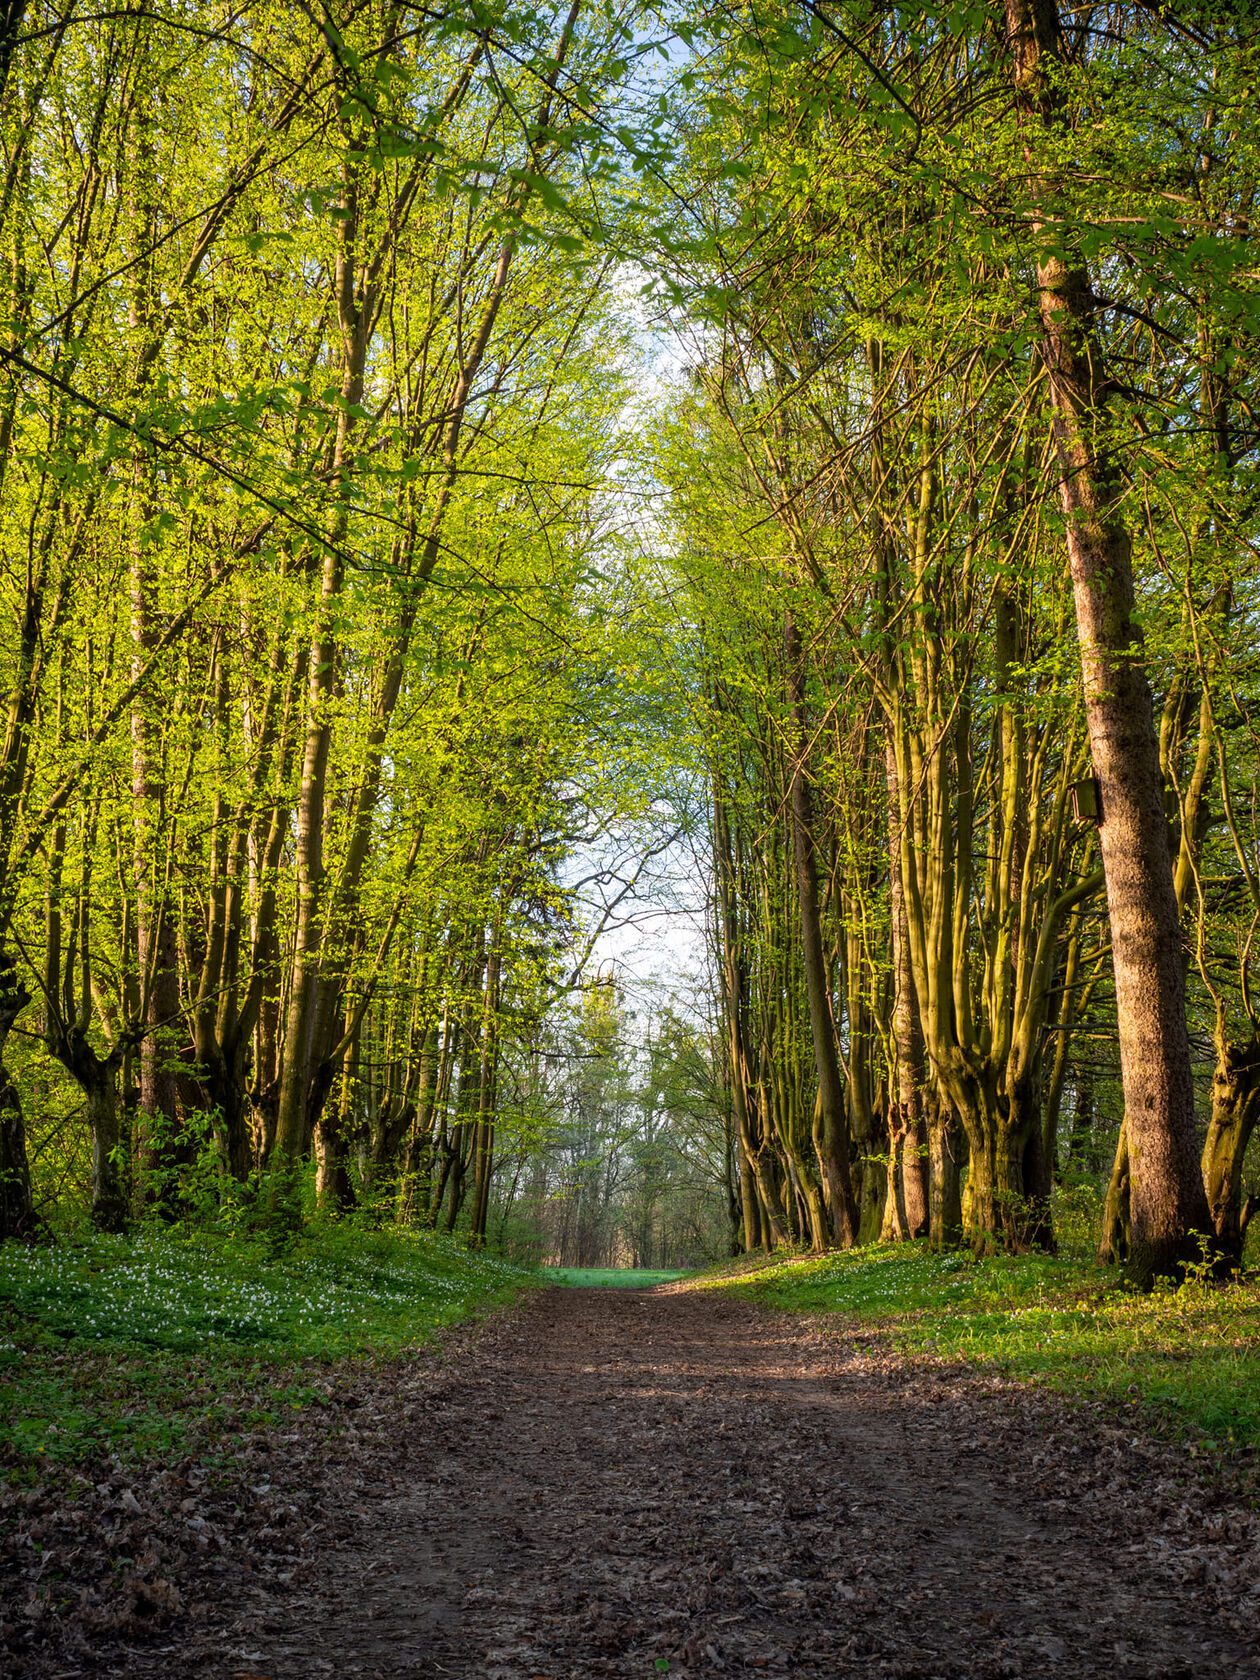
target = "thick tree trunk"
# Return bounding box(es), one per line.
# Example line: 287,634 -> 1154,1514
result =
961,1081 -> 1054,1253
314,1112 -> 356,1214
927,1096 -> 964,1252
366,1092 -> 413,1198
1006,0 -> 1214,1284
902,1111 -> 930,1238
214,1073 -> 253,1184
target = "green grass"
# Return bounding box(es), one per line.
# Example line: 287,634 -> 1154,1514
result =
0,1224 -> 537,1467
695,1243 -> 1260,1449
546,1267 -> 690,1288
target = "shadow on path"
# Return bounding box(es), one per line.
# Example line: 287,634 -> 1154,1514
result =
233,1286 -> 1253,1680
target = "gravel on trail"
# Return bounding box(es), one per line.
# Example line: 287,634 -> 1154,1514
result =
5,1284 -> 1259,1679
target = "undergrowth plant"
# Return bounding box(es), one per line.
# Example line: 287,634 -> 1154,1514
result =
0,1221 -> 538,1468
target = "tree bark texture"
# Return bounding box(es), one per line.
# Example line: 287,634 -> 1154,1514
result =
1005,0 -> 1213,1282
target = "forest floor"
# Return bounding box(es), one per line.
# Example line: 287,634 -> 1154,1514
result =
4,1282 -> 1260,1679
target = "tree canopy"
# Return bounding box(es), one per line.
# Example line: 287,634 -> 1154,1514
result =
0,0 -> 1258,1285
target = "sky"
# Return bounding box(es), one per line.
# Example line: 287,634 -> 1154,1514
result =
575,277 -> 718,1018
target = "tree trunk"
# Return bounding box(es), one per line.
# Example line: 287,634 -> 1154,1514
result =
315,1022 -> 358,1215
785,612 -> 859,1246
1098,1119 -> 1131,1267
0,952 -> 39,1241
273,127 -> 373,1178
886,736 -> 929,1239
86,1063 -> 128,1233
215,1072 -> 254,1185
398,1021 -> 440,1223
468,947 -> 501,1246
747,1133 -> 790,1249
46,1018 -> 129,1233
441,997 -> 484,1236
1065,1075 -> 1095,1173
962,1082 -> 1054,1254
1006,0 -> 1214,1286
736,1129 -> 761,1251
927,1095 -> 964,1252
128,80 -> 184,1202
1043,922 -> 1092,1177
714,785 -> 788,1249
1202,1028 -> 1260,1270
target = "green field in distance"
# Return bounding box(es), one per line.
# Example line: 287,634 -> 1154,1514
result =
545,1268 -> 690,1288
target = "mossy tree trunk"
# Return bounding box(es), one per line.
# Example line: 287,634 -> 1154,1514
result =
1202,1028 -> 1260,1270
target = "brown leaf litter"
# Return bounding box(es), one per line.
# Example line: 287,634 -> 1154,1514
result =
3,1286 -> 1258,1679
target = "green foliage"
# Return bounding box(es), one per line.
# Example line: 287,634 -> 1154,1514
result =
699,1245 -> 1260,1449
0,1225 -> 536,1465
4,0 -> 1259,1302
0,0 -> 716,1260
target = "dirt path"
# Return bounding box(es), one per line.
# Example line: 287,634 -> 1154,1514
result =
9,1286 -> 1259,1678
215,1287 -> 1258,1679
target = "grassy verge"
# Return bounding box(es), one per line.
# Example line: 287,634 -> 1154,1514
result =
546,1267 -> 691,1288
694,1243 -> 1260,1450
0,1224 -> 537,1469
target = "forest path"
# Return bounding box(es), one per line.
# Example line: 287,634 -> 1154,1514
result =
216,1284 -> 1254,1680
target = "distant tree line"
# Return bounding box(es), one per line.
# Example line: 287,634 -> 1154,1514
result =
496,986 -> 736,1269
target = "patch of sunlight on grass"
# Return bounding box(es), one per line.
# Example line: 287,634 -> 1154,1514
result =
546,1267 -> 691,1288
693,1241 -> 1260,1448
